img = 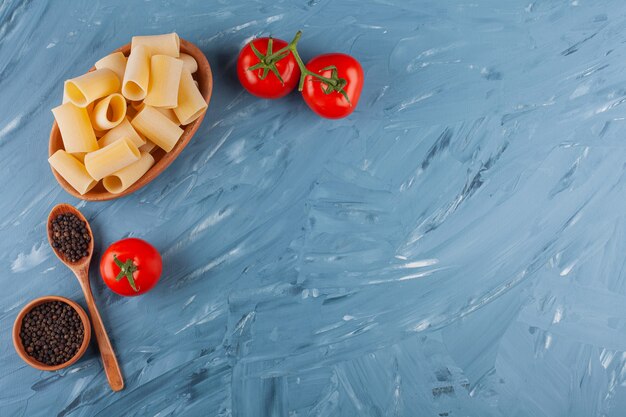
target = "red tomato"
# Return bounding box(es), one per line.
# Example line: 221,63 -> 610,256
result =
301,53 -> 364,119
237,37 -> 300,99
100,238 -> 162,296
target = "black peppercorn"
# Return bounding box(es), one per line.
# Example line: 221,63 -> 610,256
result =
50,213 -> 90,263
20,301 -> 84,366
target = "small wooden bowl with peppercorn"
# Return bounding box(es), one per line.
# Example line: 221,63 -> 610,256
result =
13,296 -> 91,371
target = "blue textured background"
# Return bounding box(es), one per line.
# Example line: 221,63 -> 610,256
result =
2,0 -> 626,416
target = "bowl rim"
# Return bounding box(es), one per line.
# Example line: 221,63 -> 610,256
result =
49,37 -> 213,201
13,295 -> 92,371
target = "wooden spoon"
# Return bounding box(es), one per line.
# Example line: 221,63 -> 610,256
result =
47,203 -> 124,391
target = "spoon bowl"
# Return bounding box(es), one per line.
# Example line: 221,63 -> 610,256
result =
47,203 -> 124,391
49,38 -> 213,201
47,204 -> 95,271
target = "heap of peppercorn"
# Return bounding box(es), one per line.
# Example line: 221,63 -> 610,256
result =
50,213 -> 90,262
19,301 -> 84,366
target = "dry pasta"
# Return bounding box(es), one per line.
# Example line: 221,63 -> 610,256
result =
144,55 -> 183,108
155,107 -> 179,124
97,117 -> 146,148
103,152 -> 155,194
179,53 -> 198,73
173,69 -> 207,125
131,105 -> 183,152
131,33 -> 180,57
48,150 -> 97,195
65,69 -> 120,107
91,93 -> 127,131
122,45 -> 150,101
52,102 -> 98,153
50,32 -> 209,196
94,52 -> 127,82
63,83 -> 95,117
129,100 -> 178,123
84,137 -> 141,180
71,152 -> 86,163
139,140 -> 158,153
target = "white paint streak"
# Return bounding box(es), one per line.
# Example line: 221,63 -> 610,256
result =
11,242 -> 48,272
0,115 -> 22,141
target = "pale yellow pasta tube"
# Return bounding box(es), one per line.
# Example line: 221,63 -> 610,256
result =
97,117 -> 146,148
131,33 -> 180,57
173,69 -> 207,125
179,53 -> 197,73
84,137 -> 141,180
71,152 -> 86,163
132,101 -> 177,123
91,93 -> 127,130
63,83 -> 95,116
52,102 -> 98,153
155,107 -> 179,124
131,105 -> 183,152
103,152 -> 155,194
48,150 -> 97,195
65,69 -> 120,107
139,140 -> 158,153
144,55 -> 183,108
122,45 -> 150,101
62,81 -> 71,103
95,52 -> 127,81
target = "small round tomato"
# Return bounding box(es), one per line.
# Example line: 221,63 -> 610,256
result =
237,37 -> 300,99
301,53 -> 364,119
100,238 -> 162,296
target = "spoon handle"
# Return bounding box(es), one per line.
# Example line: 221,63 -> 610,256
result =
77,272 -> 124,391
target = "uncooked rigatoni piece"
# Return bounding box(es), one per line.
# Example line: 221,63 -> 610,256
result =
131,105 -> 183,152
139,140 -> 158,153
122,45 -> 150,101
95,52 -> 127,81
173,69 -> 207,125
91,93 -> 126,131
131,33 -> 180,57
64,68 -> 120,107
144,55 -> 183,108
71,152 -> 86,163
97,117 -> 145,148
84,137 -> 141,180
52,102 -> 98,153
155,107 -> 179,124
103,152 -> 155,194
179,53 -> 198,73
48,150 -> 97,195
62,82 -> 94,114
130,101 -> 178,124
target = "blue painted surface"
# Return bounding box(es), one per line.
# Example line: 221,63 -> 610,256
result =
2,0 -> 626,415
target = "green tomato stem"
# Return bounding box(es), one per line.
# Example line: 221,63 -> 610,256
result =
249,30 -> 344,94
264,31 -> 340,91
113,254 -> 139,292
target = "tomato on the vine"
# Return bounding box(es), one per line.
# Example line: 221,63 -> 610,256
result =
237,37 -> 300,99
100,238 -> 162,296
301,53 -> 364,119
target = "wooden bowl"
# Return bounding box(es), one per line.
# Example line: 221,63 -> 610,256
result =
49,38 -> 213,201
13,296 -> 92,371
